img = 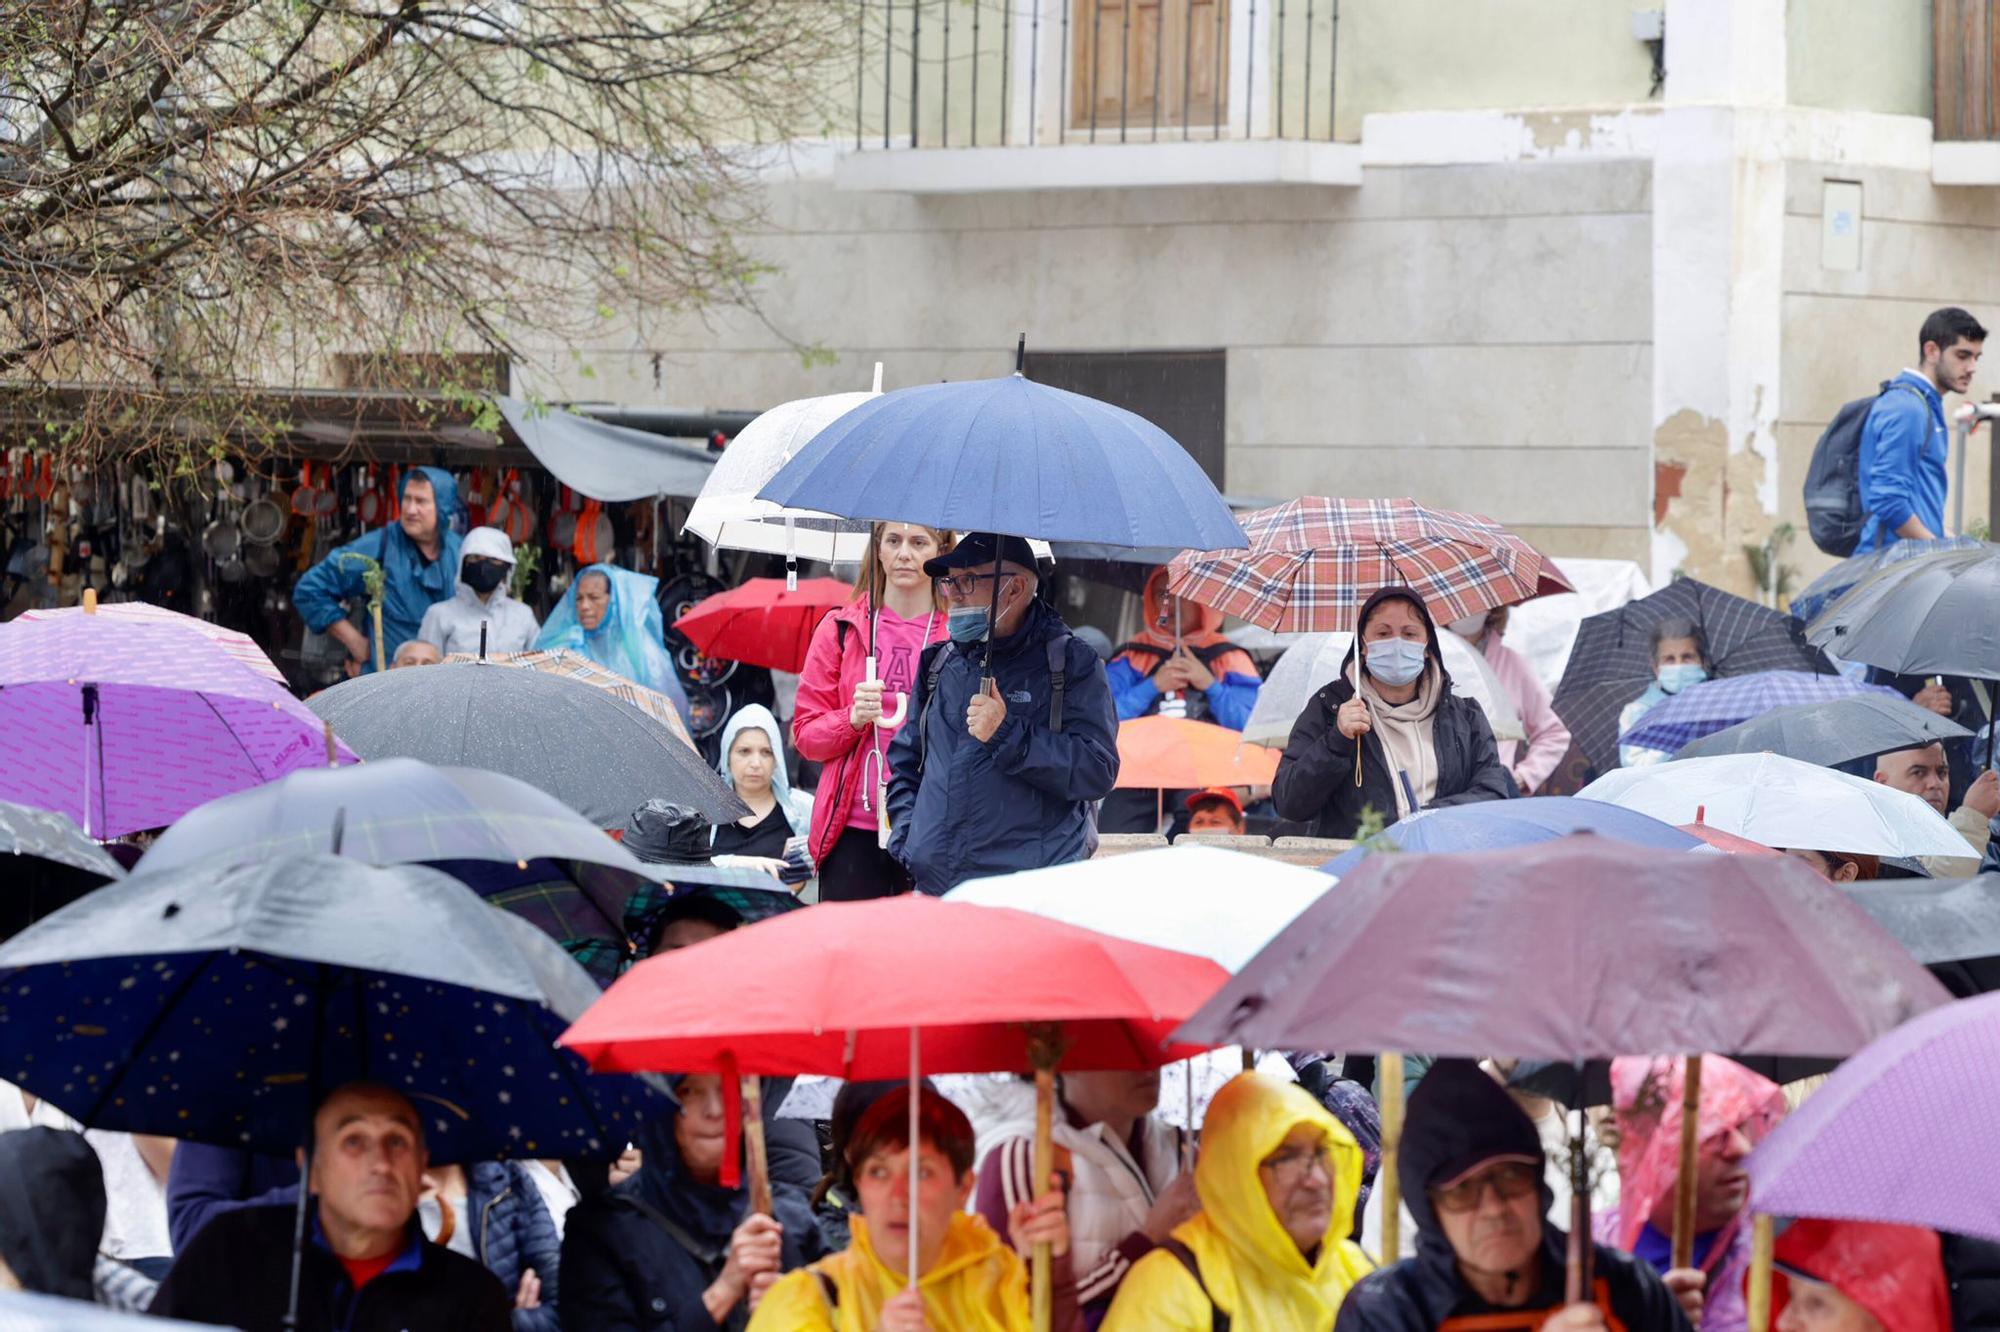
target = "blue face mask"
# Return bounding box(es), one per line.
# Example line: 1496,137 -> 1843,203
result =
947,607 -> 990,645
1364,637 -> 1428,687
1657,662 -> 1707,694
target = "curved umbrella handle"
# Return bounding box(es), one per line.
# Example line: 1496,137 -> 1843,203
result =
865,657 -> 910,728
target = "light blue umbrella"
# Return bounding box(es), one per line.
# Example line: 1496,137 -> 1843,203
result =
1320,796 -> 1700,876
1617,670 -> 1896,755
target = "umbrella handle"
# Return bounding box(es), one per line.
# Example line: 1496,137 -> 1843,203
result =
866,657 -> 909,728
1378,1053 -> 1405,1265
1671,1054 -> 1705,1270
1746,1214 -> 1775,1332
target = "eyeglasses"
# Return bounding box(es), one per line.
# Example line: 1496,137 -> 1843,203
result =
936,572 -> 1016,598
1258,1145 -> 1333,1185
1430,1160 -> 1540,1213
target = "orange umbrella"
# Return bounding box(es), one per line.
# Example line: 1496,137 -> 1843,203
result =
1115,715 -> 1280,790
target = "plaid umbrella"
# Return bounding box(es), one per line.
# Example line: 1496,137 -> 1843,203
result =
1617,670 -> 1899,755
1165,497 -> 1571,633
442,648 -> 695,749
1548,578 -> 1832,783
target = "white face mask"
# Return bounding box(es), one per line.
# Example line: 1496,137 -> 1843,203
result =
1365,638 -> 1428,687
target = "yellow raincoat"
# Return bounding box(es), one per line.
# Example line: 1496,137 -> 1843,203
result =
748,1209 -> 1031,1331
1103,1072 -> 1374,1332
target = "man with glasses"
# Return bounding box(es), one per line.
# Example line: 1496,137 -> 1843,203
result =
1337,1060 -> 1692,1332
885,533 -> 1118,896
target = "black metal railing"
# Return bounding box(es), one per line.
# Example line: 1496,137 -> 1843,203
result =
850,0 -> 1342,150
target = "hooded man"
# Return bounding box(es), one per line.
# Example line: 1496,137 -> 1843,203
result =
294,467 -> 466,676
1103,1072 -> 1375,1331
885,533 -> 1120,896
419,526 -> 540,658
1335,1059 -> 1693,1332
1109,568 -> 1261,729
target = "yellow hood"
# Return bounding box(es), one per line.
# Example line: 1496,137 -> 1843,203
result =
1181,1072 -> 1373,1329
750,1210 -> 1030,1332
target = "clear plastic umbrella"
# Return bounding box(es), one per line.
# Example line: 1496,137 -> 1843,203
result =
1242,630 -> 1525,749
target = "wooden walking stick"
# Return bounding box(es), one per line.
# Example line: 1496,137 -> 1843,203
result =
741,1076 -> 773,1218
1378,1052 -> 1406,1264
1671,1055 -> 1705,1270
1746,1213 -> 1775,1332
1026,1024 -> 1071,1332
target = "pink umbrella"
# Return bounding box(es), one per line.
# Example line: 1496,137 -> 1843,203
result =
0,614 -> 356,837
14,602 -> 285,683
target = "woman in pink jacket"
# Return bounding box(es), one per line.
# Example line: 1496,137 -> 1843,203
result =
793,523 -> 955,901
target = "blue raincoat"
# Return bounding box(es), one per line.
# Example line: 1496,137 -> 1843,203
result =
292,467 -> 465,673
535,564 -> 691,722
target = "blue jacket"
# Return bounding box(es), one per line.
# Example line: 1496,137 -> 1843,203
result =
1857,371 -> 1949,553
1106,657 -> 1260,730
165,1141 -> 298,1256
886,600 -> 1120,896
293,468 -> 464,672
467,1161 -> 564,1332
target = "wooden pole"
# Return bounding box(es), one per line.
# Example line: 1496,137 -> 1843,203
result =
741,1076 -> 772,1218
1025,1024 -> 1070,1332
324,720 -> 339,768
1671,1055 -> 1705,1270
1378,1053 -> 1405,1264
82,587 -> 97,613
1746,1213 -> 1775,1332
370,602 -> 385,674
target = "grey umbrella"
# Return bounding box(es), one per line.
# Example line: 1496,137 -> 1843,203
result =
1673,691 -> 1972,765
1806,544 -> 2000,678
308,662 -> 746,827
1840,875 -> 2000,997
0,799 -> 124,939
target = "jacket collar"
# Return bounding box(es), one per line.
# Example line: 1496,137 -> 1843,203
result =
309,1208 -> 428,1279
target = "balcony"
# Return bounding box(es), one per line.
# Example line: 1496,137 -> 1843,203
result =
831,0 -> 1361,194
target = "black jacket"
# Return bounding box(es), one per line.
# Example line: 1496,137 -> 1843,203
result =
148,1203 -> 513,1332
0,1127 -> 104,1301
1271,674 -> 1514,839
1944,1231 -> 2000,1331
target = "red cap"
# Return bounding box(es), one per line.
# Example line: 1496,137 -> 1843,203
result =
1185,787 -> 1245,815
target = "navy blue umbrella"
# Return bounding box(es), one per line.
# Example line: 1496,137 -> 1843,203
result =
0,854 -> 666,1164
1320,796 -> 1699,876
756,356 -> 1248,552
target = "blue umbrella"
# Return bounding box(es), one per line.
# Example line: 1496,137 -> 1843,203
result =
1320,797 -> 1699,876
1789,536 -> 1985,623
756,352 -> 1248,551
1617,670 -> 1897,756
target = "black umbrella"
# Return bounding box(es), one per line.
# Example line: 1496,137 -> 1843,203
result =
307,661 -> 746,827
1841,875 -> 2000,997
1788,536 -> 1985,623
0,800 -> 124,939
1549,578 -> 1832,781
1673,691 -> 1972,766
1805,544 -> 2000,679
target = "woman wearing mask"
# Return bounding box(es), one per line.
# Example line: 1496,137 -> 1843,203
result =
536,563 -> 692,724
419,527 -> 541,657
712,704 -> 814,864
792,523 -> 954,901
1270,587 -> 1513,840
1618,619 -> 1711,768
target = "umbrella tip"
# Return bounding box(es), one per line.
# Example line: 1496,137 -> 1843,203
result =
82,587 -> 97,614
871,361 -> 884,394
1014,333 -> 1026,376
1695,804 -> 1706,825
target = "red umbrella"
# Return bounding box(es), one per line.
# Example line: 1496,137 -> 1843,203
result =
562,895 -> 1225,1322
1679,821 -> 1784,856
671,577 -> 853,673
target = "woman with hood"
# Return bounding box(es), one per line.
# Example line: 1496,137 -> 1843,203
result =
419,526 -> 541,657
1271,587 -> 1514,839
293,465 -> 465,675
711,703 -> 814,865
1103,1072 -> 1374,1331
535,563 -> 691,723
1618,619 -> 1712,768
791,522 -> 954,901
1769,1219 -> 1951,1332
749,1084 -> 1072,1332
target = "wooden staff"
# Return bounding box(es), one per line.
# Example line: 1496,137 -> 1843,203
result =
1746,1213 -> 1775,1332
1671,1055 -> 1705,1269
324,720 -> 339,768
1026,1024 -> 1070,1332
741,1076 -> 772,1217
1378,1053 -> 1406,1264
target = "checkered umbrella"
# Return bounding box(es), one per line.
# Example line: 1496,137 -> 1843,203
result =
1549,578 -> 1833,782
1617,670 -> 1899,755
1164,497 -> 1571,634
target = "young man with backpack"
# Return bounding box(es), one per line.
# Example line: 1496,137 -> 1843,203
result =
1807,306 -> 1986,556
885,533 -> 1120,896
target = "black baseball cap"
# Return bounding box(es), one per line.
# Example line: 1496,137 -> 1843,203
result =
922,532 -> 1038,577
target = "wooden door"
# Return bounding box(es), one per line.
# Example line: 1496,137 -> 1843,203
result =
1071,0 -> 1229,134
1936,0 -> 2000,139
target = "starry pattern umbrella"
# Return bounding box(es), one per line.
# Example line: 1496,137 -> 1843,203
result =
0,799 -> 124,940
307,661 -> 744,828
0,854 -> 666,1164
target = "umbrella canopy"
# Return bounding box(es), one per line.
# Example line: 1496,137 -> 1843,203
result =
1617,671 -> 1899,755
1805,544 -> 2000,679
683,385 -> 879,562
560,896 -> 1226,1078
438,648 -> 695,749
1788,536 -> 1986,624
1113,716 -> 1280,790
1175,836 -> 1949,1061
1675,692 -> 1973,766
1318,796 -> 1699,876
1242,628 -> 1524,748
1578,752 -> 1974,859
942,845 -> 1334,972
13,602 -> 285,683
1840,876 -> 2000,996
672,577 -> 851,675
1677,822 -> 1785,856
1165,497 -> 1572,634
0,799 -> 124,939
1550,578 -> 1831,779
306,662 -> 744,828
0,855 -> 665,1162
0,1289 -> 221,1331
756,371 -> 1248,550
1747,990 -> 2000,1244
0,614 -> 357,838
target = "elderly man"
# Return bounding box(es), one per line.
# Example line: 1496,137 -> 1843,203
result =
1875,742 -> 1997,876
886,533 -> 1119,896
149,1082 -> 511,1331
391,639 -> 442,669
294,467 -> 464,676
1336,1060 -> 1692,1332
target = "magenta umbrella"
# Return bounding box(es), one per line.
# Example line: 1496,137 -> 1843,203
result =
0,614 -> 356,837
1747,990 -> 2000,1244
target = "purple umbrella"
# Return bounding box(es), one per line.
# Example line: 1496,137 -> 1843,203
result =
1748,990 -> 2000,1243
0,613 -> 356,838
1618,670 -> 1898,755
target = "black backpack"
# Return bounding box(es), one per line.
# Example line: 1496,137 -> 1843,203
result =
1804,381 -> 1927,557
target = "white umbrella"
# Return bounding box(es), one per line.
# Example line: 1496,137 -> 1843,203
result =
1242,632 -> 1526,749
1577,752 -> 1976,858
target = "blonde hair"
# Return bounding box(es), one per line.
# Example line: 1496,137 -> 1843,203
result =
853,522 -> 956,612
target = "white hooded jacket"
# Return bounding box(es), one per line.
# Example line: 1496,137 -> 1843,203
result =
418,526 -> 541,657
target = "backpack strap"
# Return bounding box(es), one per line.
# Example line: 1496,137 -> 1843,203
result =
618,1193 -> 726,1270
1158,1237 -> 1230,1332
1046,632 -> 1070,733
913,641 -> 955,776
